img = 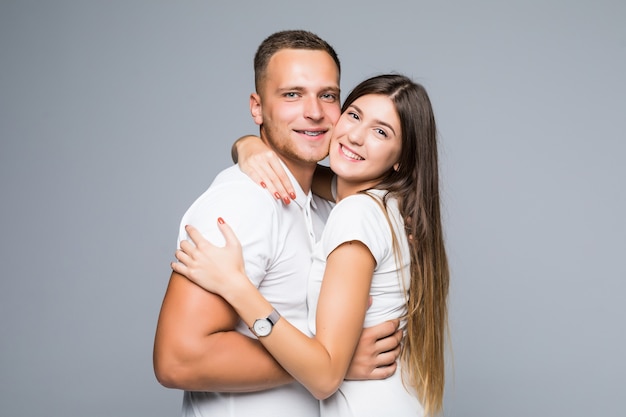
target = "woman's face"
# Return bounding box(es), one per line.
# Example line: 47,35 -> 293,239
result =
329,94 -> 402,194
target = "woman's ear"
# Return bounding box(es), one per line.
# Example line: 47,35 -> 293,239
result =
250,93 -> 263,126
393,162 -> 400,172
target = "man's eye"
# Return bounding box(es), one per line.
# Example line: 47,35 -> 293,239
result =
321,93 -> 338,101
285,92 -> 298,98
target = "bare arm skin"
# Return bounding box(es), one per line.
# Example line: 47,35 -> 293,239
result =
153,271 -> 293,391
232,135 -> 296,205
153,244 -> 399,392
173,222 -> 398,399
154,137 -> 400,392
232,135 -> 335,204
234,134 -> 401,377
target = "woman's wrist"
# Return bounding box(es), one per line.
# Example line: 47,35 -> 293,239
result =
232,135 -> 261,163
225,276 -> 274,328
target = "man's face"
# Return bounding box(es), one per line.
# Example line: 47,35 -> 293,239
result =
251,49 -> 341,168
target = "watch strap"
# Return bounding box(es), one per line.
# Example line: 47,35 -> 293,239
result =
266,308 -> 281,326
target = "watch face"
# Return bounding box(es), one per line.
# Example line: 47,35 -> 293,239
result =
253,319 -> 272,337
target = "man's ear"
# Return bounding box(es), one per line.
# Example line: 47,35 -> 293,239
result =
250,93 -> 263,126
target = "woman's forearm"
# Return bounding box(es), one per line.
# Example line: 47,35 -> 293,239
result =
224,283 -> 350,399
223,243 -> 374,399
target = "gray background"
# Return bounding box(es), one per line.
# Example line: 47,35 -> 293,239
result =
1,1 -> 624,416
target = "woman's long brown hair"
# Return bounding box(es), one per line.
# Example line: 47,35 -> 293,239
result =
345,74 -> 450,416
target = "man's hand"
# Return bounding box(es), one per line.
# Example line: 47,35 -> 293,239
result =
345,319 -> 402,380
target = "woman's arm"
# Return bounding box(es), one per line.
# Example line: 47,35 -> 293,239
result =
232,135 -> 295,204
233,135 -> 335,203
173,221 -> 375,399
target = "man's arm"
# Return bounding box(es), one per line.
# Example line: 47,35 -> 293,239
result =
154,271 -> 400,391
153,271 -> 293,392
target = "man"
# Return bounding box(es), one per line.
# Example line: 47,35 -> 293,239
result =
154,30 -> 399,417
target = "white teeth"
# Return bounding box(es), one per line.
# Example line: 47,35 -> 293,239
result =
341,145 -> 363,160
303,131 -> 322,136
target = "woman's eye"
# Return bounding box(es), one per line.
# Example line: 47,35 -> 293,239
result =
376,128 -> 388,137
348,112 -> 359,120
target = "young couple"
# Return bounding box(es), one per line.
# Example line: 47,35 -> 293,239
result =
154,30 -> 449,417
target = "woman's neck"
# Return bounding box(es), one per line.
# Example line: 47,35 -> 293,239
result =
335,178 -> 380,202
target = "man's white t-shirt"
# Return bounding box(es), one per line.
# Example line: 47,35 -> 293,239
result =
178,163 -> 332,417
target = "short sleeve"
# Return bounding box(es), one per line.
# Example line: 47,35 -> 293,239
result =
320,193 -> 391,266
177,170 -> 279,287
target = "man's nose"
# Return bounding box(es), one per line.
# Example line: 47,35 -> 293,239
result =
303,97 -> 323,121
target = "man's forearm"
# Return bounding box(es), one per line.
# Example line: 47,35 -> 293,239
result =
153,272 -> 294,392
156,330 -> 294,392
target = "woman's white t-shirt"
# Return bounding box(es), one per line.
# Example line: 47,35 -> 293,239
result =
307,189 -> 424,416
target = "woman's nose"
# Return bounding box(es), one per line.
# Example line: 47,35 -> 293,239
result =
347,126 -> 365,145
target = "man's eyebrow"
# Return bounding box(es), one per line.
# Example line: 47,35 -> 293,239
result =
277,86 -> 304,92
350,104 -> 397,136
276,86 -> 340,94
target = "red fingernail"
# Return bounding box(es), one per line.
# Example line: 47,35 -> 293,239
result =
283,197 -> 290,205
274,192 -> 281,200
289,192 -> 296,200
260,181 -> 267,188
217,217 -> 225,224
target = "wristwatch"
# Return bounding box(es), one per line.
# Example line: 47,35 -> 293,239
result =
251,309 -> 281,337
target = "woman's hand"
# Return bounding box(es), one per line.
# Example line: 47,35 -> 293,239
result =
234,135 -> 296,205
171,220 -> 249,299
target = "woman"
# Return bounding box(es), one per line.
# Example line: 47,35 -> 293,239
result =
172,74 -> 449,416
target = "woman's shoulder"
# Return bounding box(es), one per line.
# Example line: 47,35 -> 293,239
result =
334,190 -> 392,212
330,191 -> 394,227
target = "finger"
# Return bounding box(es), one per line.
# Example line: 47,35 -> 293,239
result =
185,224 -> 211,248
216,217 -> 242,249
266,157 -> 296,201
365,319 -> 400,342
375,344 -> 401,368
174,248 -> 192,266
254,160 -> 289,204
375,352 -> 399,369
239,155 -> 281,200
170,260 -> 188,277
247,170 -> 275,196
246,163 -> 283,203
368,362 -> 397,380
374,329 -> 403,354
179,239 -> 195,254
241,170 -> 265,190
248,152 -> 294,204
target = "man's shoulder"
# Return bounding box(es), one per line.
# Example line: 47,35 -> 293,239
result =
212,164 -> 255,185
204,165 -> 273,198
183,165 -> 278,220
